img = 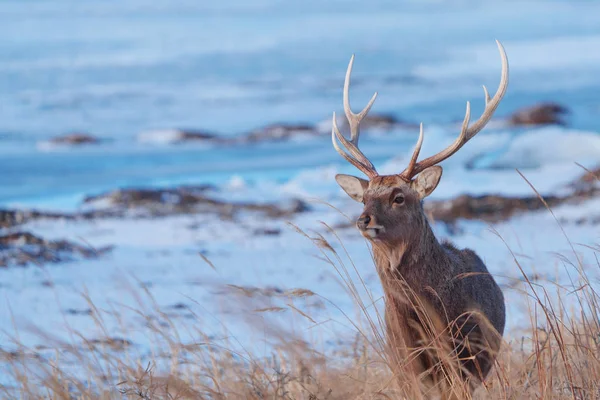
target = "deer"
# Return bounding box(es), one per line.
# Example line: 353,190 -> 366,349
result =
331,41 -> 508,399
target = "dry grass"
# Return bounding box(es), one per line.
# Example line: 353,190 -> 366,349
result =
2,191 -> 600,399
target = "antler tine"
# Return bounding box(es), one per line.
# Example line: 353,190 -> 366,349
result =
482,85 -> 491,105
331,55 -> 379,179
462,40 -> 508,140
344,54 -> 378,146
400,123 -> 425,181
400,40 -> 509,179
332,113 -> 378,178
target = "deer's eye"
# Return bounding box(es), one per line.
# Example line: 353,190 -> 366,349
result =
393,194 -> 405,205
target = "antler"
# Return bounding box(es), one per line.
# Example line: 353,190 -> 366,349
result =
399,40 -> 509,181
331,55 -> 379,179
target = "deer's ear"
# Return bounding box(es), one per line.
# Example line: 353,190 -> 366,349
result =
412,166 -> 442,199
335,174 -> 369,203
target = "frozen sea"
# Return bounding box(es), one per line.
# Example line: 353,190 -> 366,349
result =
1,0 -> 600,387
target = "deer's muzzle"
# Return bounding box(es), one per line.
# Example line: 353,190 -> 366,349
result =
357,214 -> 384,239
356,214 -> 371,230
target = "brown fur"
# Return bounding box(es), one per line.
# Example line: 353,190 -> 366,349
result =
338,171 -> 505,398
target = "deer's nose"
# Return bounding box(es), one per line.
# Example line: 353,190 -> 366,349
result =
357,214 -> 371,230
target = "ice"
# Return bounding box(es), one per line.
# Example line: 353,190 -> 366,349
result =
136,129 -> 187,145
481,127 -> 600,169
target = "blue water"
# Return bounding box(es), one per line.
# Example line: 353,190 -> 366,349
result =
1,0 -> 600,208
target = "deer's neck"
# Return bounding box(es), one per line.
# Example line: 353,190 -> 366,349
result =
371,211 -> 455,347
372,211 -> 447,280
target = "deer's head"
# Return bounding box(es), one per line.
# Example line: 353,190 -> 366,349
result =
332,41 -> 509,243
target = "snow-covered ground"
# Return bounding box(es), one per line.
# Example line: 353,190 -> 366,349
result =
1,0 -> 600,388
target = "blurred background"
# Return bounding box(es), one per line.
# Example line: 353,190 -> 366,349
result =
1,0 -> 600,206
1,0 -> 599,375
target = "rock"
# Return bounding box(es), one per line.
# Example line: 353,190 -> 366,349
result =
1,209 -> 75,229
568,165 -> 600,200
507,102 -> 569,127
0,231 -> 113,268
337,165 -> 599,230
65,308 -> 93,316
359,113 -> 402,131
253,228 -> 281,236
244,123 -> 318,143
0,208 -> 117,229
426,167 -> 598,226
83,185 -> 310,220
287,199 -> 311,214
317,112 -> 415,134
83,185 -> 216,210
168,303 -> 189,310
575,166 -> 600,186
177,130 -> 218,141
1,349 -> 42,362
47,133 -> 103,146
0,231 -> 47,246
137,129 -> 230,145
0,209 -> 29,228
425,194 -> 564,224
136,116 -> 414,147
2,185 -> 309,235
86,337 -> 132,351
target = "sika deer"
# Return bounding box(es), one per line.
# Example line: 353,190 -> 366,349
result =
331,41 -> 508,398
